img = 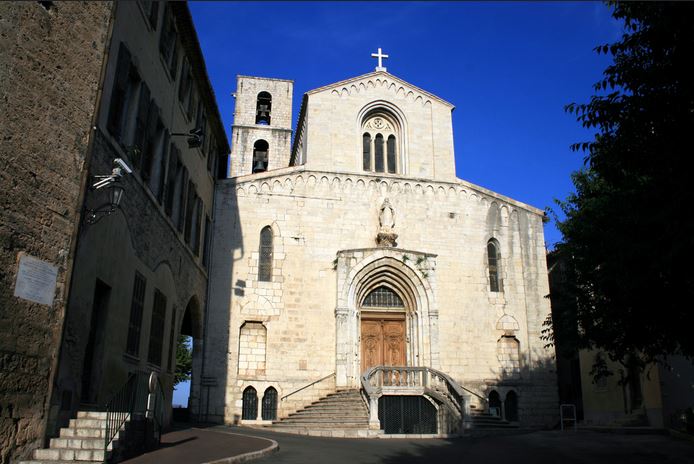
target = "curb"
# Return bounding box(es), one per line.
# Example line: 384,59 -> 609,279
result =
198,428 -> 279,464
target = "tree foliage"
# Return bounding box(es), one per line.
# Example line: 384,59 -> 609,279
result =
175,335 -> 192,386
557,2 -> 694,371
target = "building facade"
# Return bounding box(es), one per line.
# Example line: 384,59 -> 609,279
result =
0,2 -> 228,462
204,67 -> 558,431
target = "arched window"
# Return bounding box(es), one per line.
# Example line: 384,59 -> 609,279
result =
255,91 -> 272,125
252,139 -> 269,173
258,226 -> 273,282
498,335 -> 520,378
242,386 -> 258,420
487,240 -> 501,292
374,134 -> 384,173
488,390 -> 501,417
504,391 -> 518,422
361,112 -> 399,174
362,286 -> 404,308
261,387 -> 278,420
362,133 -> 372,171
387,135 -> 396,174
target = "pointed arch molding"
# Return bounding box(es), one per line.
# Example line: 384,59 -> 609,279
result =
335,247 -> 439,388
356,100 -> 409,176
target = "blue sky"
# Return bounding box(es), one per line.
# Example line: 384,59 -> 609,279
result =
175,1 -> 621,407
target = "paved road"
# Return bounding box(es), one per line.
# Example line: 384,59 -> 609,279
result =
121,426 -> 275,464
227,427 -> 694,464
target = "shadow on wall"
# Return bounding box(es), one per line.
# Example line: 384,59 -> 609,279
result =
194,177 -> 243,423
462,356 -> 560,428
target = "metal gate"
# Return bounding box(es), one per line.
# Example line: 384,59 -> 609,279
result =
378,395 -> 437,434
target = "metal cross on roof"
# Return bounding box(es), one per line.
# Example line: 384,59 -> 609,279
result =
371,47 -> 389,71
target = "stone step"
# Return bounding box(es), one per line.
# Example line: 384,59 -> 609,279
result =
49,437 -> 116,451
289,411 -> 367,419
76,411 -> 108,420
68,418 -> 107,429
279,417 -> 369,424
20,461 -> 91,464
59,427 -> 106,439
287,408 -> 367,417
265,426 -> 379,438
272,422 -> 369,429
300,405 -> 367,413
34,447 -> 109,461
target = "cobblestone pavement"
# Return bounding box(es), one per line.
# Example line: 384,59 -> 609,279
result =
233,427 -> 694,464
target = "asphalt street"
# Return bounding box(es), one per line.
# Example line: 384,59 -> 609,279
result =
234,427 -> 694,464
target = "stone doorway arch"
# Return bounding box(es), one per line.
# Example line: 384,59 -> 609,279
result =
335,248 -> 438,388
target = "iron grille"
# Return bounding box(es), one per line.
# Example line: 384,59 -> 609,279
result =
242,387 -> 258,420
378,396 -> 437,434
261,387 -> 277,420
363,286 -> 404,308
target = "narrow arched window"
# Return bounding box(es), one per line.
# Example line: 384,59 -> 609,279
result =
487,240 -> 501,292
261,387 -> 278,420
255,91 -> 272,125
374,134 -> 384,173
242,386 -> 258,420
252,139 -> 269,173
387,135 -> 396,174
504,391 -> 518,422
488,390 -> 501,417
258,226 -> 273,282
362,133 -> 372,171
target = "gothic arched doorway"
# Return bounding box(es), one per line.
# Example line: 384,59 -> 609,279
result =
335,249 -> 439,388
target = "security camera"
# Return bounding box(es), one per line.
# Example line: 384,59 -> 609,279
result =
114,158 -> 133,174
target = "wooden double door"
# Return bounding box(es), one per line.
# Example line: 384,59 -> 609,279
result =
360,313 -> 406,373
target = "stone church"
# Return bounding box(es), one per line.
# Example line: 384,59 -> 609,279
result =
203,53 -> 557,435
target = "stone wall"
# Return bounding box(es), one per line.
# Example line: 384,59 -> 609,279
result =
302,72 -> 458,182
206,167 -> 558,427
0,2 -> 114,462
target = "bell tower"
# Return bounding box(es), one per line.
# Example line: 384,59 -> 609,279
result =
228,75 -> 293,177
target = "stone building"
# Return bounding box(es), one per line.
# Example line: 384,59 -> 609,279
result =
0,2 -> 228,462
204,56 -> 558,434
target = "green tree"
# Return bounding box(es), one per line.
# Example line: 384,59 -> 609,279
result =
557,2 -> 694,372
174,335 -> 192,386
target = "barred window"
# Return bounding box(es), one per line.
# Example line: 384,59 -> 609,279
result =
242,386 -> 258,420
258,226 -> 273,282
261,387 -> 278,420
487,240 -> 501,292
125,271 -> 147,356
362,286 -> 404,308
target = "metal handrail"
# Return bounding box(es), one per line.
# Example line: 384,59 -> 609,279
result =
104,371 -> 155,454
150,379 -> 165,444
280,373 -> 335,401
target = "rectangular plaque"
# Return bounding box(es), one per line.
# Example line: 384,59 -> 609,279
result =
14,254 -> 58,306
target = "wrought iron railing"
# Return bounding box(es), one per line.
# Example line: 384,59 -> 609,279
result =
360,366 -> 487,431
150,376 -> 165,445
104,371 -> 159,454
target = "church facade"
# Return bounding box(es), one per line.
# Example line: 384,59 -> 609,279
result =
203,61 -> 557,432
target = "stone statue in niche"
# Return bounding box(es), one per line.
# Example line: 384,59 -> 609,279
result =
377,198 -> 398,247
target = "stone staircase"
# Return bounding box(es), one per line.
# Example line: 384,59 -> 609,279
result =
19,411 -> 123,464
468,408 -> 518,432
267,389 -> 380,437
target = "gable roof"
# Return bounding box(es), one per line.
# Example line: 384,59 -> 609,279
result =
305,70 -> 455,109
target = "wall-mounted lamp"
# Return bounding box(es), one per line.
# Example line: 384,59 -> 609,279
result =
84,158 -> 132,225
172,128 -> 204,149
